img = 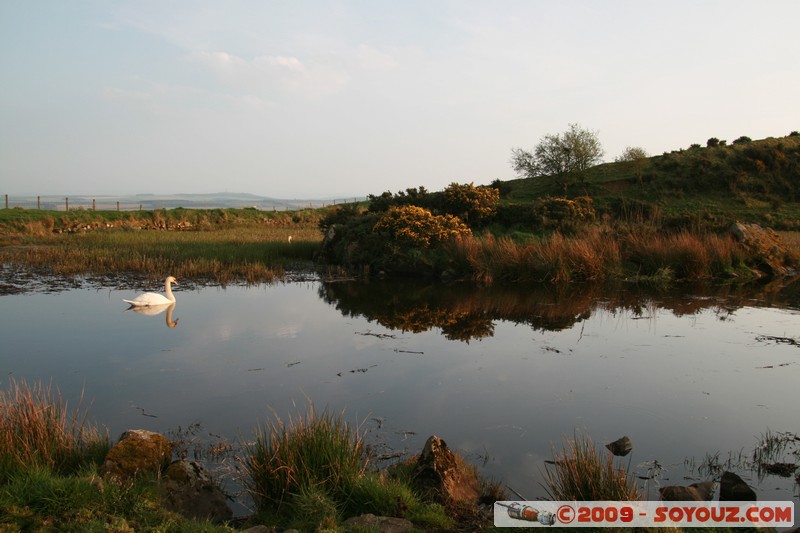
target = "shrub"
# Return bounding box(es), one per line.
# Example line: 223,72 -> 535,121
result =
733,135 -> 753,145
534,196 -> 596,232
373,206 -> 471,249
441,182 -> 499,226
707,137 -> 720,148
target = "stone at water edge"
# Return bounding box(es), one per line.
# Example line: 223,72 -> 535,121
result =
659,481 -> 715,501
605,436 -> 632,457
100,429 -> 173,481
719,471 -> 757,502
161,460 -> 233,524
412,435 -> 480,505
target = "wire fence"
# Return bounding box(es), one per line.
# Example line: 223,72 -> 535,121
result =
2,194 -> 366,212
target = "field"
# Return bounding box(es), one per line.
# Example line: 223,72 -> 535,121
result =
0,207 -> 326,284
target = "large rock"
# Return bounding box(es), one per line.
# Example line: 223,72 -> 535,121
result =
411,435 -> 479,505
605,436 -> 632,457
341,514 -> 414,533
161,460 -> 233,524
100,429 -> 173,481
720,471 -> 757,501
730,222 -> 797,277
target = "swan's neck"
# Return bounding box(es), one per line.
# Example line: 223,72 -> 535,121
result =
164,280 -> 175,301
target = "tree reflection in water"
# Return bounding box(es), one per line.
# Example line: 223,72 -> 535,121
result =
318,277 -> 800,342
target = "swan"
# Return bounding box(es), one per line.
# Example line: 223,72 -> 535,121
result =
123,276 -> 177,307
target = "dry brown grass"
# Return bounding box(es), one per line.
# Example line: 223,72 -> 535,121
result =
0,379 -> 108,476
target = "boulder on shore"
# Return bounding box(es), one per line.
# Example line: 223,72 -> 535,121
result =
100,429 -> 173,481
161,460 -> 232,524
410,435 -> 479,505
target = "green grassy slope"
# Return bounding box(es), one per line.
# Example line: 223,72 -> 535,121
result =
502,133 -> 800,229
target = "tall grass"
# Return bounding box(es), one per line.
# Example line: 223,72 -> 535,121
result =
0,379 -> 109,478
544,433 -> 640,501
244,403 -> 367,510
448,227 -> 750,284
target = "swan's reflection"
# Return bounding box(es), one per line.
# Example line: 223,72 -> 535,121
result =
126,302 -> 179,328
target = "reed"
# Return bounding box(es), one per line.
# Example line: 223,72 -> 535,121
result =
544,433 -> 640,501
0,379 -> 109,477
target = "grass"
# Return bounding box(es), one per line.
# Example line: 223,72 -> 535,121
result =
0,208 -> 324,284
446,225 -> 756,284
544,432 -> 640,501
0,378 -> 109,479
244,403 -> 367,510
0,379 -> 236,532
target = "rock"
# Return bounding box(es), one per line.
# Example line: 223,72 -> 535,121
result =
161,460 -> 232,524
659,481 -> 715,501
605,436 -> 632,457
720,471 -> 757,501
341,514 -> 414,533
729,222 -> 796,277
411,435 -> 479,505
100,429 -> 173,481
241,527 -> 274,533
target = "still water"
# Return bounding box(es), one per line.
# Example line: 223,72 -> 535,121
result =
2,275 -> 799,508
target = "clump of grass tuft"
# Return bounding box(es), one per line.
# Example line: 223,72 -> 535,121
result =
0,379 -> 109,478
244,402 -> 367,511
544,432 -> 640,501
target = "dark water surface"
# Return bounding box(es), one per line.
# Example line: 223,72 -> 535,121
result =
2,274 -> 799,510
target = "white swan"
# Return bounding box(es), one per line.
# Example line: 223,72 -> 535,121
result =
123,276 -> 177,307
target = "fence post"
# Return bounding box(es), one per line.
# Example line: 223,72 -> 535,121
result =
37,196 -> 41,209
92,199 -> 96,211
4,194 -> 7,209
66,197 -> 69,211
116,201 -> 120,212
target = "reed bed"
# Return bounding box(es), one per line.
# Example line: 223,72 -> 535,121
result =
1,225 -> 322,284
0,379 -> 108,477
544,433 -> 640,501
448,227 -> 749,283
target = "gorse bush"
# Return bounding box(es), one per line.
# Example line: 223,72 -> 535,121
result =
373,206 -> 471,249
0,379 -> 109,478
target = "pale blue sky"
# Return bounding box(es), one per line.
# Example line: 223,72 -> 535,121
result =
1,1 -> 798,199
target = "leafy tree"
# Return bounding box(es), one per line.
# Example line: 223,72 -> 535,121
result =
510,123 -> 604,193
614,146 -> 649,189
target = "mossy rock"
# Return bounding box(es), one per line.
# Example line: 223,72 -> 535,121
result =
100,429 -> 173,481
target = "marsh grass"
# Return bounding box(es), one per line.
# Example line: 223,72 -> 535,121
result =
243,403 -> 454,530
244,403 -> 367,510
1,224 -> 322,284
544,433 -> 640,501
448,227 -> 752,284
0,379 -> 109,478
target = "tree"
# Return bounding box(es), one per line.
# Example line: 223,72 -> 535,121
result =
510,123 -> 604,194
615,146 -> 649,189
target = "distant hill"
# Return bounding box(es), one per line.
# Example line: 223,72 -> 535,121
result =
4,192 -> 367,212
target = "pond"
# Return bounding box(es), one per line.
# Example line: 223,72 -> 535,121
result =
2,272 -> 799,514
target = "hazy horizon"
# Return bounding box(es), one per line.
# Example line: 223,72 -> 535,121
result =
2,1 -> 799,199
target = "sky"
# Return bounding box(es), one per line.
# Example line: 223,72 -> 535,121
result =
1,1 -> 799,200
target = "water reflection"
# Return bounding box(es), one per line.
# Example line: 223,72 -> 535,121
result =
319,277 -> 800,341
126,302 -> 180,328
